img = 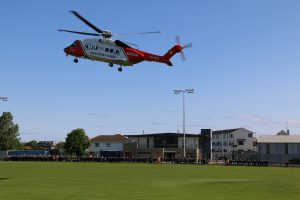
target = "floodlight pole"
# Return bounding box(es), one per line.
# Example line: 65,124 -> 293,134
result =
0,97 -> 8,102
173,89 -> 194,159
0,97 -> 8,114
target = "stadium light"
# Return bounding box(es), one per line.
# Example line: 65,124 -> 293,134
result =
0,97 -> 8,101
173,89 -> 194,158
0,97 -> 8,115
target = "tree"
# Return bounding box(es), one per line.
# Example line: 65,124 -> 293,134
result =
0,112 -> 20,150
55,141 -> 65,154
64,128 -> 90,158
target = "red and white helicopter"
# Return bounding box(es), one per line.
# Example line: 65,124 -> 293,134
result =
60,11 -> 192,72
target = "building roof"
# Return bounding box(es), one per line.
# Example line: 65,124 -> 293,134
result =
277,130 -> 288,135
212,128 -> 240,134
90,134 -> 129,142
125,133 -> 199,137
256,135 -> 300,143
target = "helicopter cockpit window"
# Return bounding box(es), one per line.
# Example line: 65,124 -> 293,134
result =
116,50 -> 120,55
70,41 -> 77,47
109,49 -> 114,53
105,48 -> 109,52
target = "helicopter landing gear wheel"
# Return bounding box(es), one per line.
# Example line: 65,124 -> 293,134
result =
73,58 -> 78,63
118,67 -> 123,72
109,63 -> 113,67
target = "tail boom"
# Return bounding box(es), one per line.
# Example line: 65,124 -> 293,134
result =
142,44 -> 182,66
162,45 -> 182,60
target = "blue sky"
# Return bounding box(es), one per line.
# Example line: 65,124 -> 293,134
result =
1,0 -> 300,142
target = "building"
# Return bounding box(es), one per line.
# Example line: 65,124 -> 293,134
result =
212,128 -> 256,160
36,141 -> 55,151
125,133 -> 201,161
89,134 -> 129,157
257,134 -> 300,164
199,129 -> 212,161
0,151 -> 8,160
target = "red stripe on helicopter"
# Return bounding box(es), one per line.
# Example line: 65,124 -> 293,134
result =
123,48 -> 144,64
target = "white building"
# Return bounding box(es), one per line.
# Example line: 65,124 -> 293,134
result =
212,128 -> 256,153
89,134 -> 129,157
211,128 -> 256,160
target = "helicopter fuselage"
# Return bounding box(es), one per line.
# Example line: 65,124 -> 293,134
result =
64,38 -> 182,69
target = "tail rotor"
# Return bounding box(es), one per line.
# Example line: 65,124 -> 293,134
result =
175,36 -> 192,61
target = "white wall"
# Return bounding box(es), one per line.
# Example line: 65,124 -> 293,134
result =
212,128 -> 256,152
89,141 -> 123,153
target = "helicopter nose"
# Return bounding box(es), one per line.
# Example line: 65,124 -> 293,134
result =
64,47 -> 69,55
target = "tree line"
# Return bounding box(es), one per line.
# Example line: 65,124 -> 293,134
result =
0,112 -> 90,158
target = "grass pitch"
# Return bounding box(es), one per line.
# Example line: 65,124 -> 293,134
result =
0,162 -> 299,200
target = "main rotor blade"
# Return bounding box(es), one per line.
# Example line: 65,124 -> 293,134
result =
113,31 -> 162,37
58,29 -> 99,36
134,31 -> 162,35
70,11 -> 103,34
121,40 -> 139,47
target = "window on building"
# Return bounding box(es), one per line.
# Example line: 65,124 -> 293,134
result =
147,137 -> 149,148
231,134 -> 233,138
116,50 -> 120,55
110,49 -> 114,53
154,136 -> 178,148
95,143 -> 99,147
238,140 -> 244,146
106,143 -> 111,148
105,48 -> 109,52
248,133 -> 253,138
285,143 -> 288,155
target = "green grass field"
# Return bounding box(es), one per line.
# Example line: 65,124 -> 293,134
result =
0,162 -> 299,200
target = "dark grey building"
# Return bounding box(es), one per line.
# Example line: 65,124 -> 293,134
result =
257,135 -> 300,164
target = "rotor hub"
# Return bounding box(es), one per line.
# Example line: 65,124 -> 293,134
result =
102,30 -> 113,38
